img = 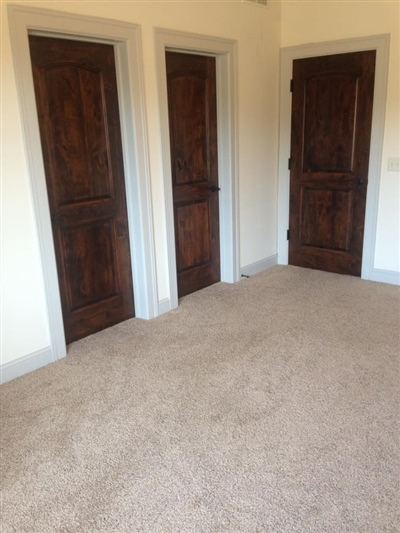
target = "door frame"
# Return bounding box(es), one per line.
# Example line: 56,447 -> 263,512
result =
8,5 -> 158,361
278,34 -> 390,281
155,29 -> 240,310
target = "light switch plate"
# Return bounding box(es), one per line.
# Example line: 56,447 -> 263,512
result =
388,157 -> 400,171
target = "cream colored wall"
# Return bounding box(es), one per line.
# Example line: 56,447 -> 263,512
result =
281,0 -> 400,272
1,15 -> 51,364
0,0 -> 281,365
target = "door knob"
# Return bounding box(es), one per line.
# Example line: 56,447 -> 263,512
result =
356,178 -> 364,185
209,184 -> 220,193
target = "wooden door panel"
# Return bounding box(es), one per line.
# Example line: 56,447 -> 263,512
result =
59,221 -> 118,310
289,51 -> 376,276
29,36 -> 134,343
175,201 -> 211,271
166,52 -> 220,298
43,65 -> 112,205
169,75 -> 209,185
303,74 -> 358,172
301,188 -> 353,251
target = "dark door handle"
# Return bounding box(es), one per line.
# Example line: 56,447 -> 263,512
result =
209,184 -> 220,193
356,178 -> 364,186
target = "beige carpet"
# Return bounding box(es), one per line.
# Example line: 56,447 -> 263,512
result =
1,266 -> 399,532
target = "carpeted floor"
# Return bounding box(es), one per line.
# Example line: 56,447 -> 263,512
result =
1,266 -> 399,532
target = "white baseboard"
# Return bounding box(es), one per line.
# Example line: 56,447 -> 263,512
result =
240,254 -> 278,278
1,346 -> 55,385
368,268 -> 400,286
158,297 -> 172,316
158,257 -> 279,313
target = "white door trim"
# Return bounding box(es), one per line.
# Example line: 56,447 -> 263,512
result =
154,29 -> 240,310
7,5 -> 158,361
278,34 -> 390,281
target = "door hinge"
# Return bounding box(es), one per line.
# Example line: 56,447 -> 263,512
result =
290,79 -> 294,92
287,229 -> 290,240
288,158 -> 291,170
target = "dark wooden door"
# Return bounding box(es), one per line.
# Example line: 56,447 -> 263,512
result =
166,52 -> 220,298
289,50 -> 376,276
29,36 -> 135,343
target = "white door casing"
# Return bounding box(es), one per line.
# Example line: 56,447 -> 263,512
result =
278,34 -> 390,282
154,29 -> 240,311
8,5 -> 158,361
